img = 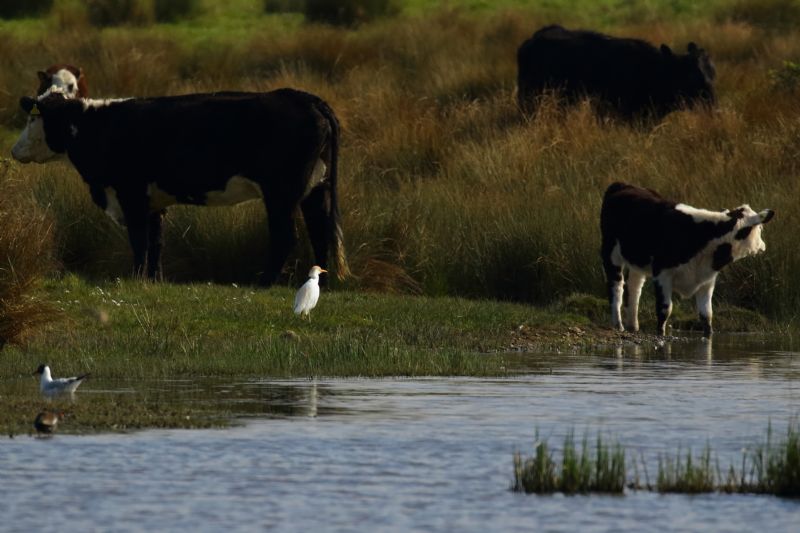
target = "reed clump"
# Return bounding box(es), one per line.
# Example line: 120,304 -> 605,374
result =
0,160 -> 58,349
513,431 -> 626,494
515,422 -> 800,496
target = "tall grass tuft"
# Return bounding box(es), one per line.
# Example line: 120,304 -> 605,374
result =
2,4 -> 800,323
743,420 -> 800,496
0,160 -> 58,349
657,445 -> 716,493
513,431 -> 626,494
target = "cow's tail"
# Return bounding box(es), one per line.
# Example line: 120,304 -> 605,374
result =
316,98 -> 350,281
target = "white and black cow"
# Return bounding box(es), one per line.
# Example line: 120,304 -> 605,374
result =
600,182 -> 773,336
37,64 -> 88,98
12,87 -> 349,285
517,25 -> 716,120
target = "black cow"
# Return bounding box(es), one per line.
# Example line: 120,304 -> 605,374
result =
11,88 -> 349,285
600,182 -> 773,336
517,25 -> 716,120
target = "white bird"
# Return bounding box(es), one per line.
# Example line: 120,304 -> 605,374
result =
293,266 -> 327,320
34,364 -> 89,396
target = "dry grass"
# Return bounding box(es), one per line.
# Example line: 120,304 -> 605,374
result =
2,5 -> 800,322
0,160 -> 58,349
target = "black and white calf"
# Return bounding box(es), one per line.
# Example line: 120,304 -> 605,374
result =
11,88 -> 349,284
600,182 -> 773,336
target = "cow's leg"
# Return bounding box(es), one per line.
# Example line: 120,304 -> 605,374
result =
602,251 -> 624,332
262,199 -> 298,286
300,186 -> 330,284
653,274 -> 673,336
124,213 -> 148,279
118,194 -> 150,279
695,280 -> 715,337
624,270 -> 646,332
146,209 -> 166,281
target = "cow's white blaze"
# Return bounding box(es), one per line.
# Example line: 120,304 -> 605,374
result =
49,69 -> 80,98
104,188 -> 126,226
11,116 -> 57,163
205,176 -> 263,206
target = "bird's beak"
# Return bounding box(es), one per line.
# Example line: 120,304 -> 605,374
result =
320,268 -> 328,273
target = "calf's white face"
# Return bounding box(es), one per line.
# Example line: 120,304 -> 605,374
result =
49,69 -> 80,98
11,112 -> 58,163
729,205 -> 770,260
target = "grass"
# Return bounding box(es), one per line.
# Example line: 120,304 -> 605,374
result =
1,1 -> 799,327
514,422 -> 800,497
513,431 -> 627,494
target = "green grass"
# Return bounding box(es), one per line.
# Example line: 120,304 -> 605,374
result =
2,273 -> 537,380
514,422 -> 800,497
513,431 -> 626,494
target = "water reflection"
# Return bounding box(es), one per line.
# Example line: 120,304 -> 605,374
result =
1,334 -> 799,532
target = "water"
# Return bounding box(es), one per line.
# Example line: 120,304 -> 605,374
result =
2,335 -> 799,532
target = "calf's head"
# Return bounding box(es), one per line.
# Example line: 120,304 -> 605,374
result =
37,65 -> 86,99
720,205 -> 774,265
12,91 -> 80,163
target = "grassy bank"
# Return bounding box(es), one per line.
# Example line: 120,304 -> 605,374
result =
0,273 -> 617,435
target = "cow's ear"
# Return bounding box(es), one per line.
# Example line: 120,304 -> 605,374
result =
37,71 -> 48,84
20,96 -> 36,114
688,42 -> 699,55
745,209 -> 775,227
660,44 -> 673,56
758,209 -> 775,224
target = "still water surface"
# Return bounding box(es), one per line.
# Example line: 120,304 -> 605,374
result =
2,335 -> 799,532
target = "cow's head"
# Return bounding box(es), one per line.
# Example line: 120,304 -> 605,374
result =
660,42 -> 716,108
12,89 -> 81,163
37,65 -> 85,99
725,205 -> 775,261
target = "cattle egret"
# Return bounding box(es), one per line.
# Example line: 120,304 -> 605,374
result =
294,266 -> 327,319
34,410 -> 63,434
34,364 -> 89,396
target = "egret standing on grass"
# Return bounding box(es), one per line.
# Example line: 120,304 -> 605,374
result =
294,266 -> 327,320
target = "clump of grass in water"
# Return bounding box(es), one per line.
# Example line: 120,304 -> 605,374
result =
657,444 -> 716,493
515,422 -> 800,497
736,420 -> 800,496
657,421 -> 800,496
513,431 -> 626,494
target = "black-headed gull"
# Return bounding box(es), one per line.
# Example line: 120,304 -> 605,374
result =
293,266 -> 327,320
34,410 -> 63,434
34,364 -> 89,396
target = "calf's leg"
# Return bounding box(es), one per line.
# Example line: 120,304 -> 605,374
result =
602,252 -> 625,332
653,274 -> 673,336
695,281 -> 715,337
624,270 -> 646,332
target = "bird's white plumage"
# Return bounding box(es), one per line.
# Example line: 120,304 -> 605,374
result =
36,365 -> 88,396
294,266 -> 326,319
